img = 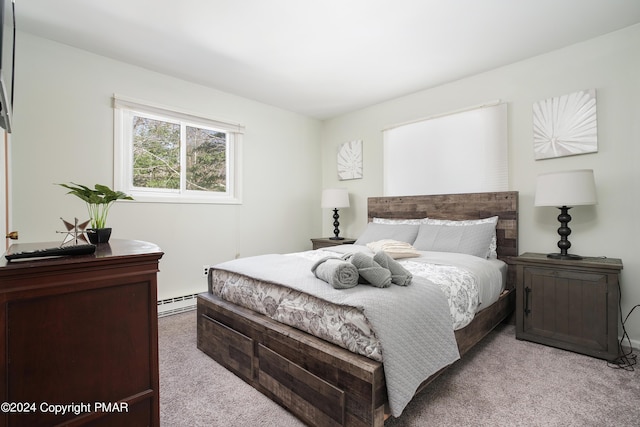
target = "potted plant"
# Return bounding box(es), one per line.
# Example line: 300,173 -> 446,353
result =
58,183 -> 133,244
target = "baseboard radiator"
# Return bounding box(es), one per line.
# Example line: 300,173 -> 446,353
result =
157,293 -> 199,317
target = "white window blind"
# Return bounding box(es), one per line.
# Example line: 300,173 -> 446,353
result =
382,102 -> 508,196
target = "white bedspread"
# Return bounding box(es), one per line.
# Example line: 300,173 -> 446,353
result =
213,252 -> 460,418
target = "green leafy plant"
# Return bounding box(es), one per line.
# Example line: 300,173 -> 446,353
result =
57,183 -> 133,229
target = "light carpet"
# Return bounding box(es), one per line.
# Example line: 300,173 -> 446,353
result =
159,310 -> 639,426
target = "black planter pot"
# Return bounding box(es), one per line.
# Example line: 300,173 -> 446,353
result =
87,228 -> 112,244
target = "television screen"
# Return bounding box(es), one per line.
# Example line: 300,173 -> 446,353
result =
0,0 -> 15,133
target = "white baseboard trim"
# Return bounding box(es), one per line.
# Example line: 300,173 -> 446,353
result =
157,293 -> 199,317
621,337 -> 639,354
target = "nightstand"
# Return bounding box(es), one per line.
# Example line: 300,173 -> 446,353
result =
513,252 -> 623,360
311,237 -> 356,250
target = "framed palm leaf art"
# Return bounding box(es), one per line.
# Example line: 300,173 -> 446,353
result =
337,139 -> 363,180
533,89 -> 597,160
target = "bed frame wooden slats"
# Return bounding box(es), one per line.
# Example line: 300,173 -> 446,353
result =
197,191 -> 519,426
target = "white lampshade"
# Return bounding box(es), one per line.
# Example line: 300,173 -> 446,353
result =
321,188 -> 350,209
535,169 -> 597,207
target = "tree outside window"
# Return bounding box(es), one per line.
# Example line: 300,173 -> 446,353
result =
114,96 -> 243,204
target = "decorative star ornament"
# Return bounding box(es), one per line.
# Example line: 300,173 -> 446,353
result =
58,217 -> 91,245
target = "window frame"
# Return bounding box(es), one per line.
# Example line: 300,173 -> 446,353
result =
113,95 -> 243,204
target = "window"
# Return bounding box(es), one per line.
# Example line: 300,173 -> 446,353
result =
113,95 -> 243,204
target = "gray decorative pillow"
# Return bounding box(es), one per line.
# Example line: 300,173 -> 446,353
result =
423,216 -> 499,258
413,221 -> 497,258
354,223 -> 420,246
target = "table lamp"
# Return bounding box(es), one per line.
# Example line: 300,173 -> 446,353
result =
321,188 -> 350,240
534,169 -> 597,260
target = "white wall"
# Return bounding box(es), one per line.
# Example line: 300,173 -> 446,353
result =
10,33 -> 322,300
10,25 -> 640,347
321,24 -> 640,348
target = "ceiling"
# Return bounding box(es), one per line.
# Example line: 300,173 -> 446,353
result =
15,0 -> 640,119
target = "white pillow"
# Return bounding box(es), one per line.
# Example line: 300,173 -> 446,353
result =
366,239 -> 421,259
423,216 -> 499,258
373,217 -> 428,225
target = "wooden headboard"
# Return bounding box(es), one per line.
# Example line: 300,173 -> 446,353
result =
367,191 -> 519,258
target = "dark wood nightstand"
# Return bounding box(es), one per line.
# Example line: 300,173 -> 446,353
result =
311,237 -> 356,250
513,252 -> 623,360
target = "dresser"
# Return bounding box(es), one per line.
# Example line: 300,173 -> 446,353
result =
513,252 -> 622,360
0,239 -> 163,427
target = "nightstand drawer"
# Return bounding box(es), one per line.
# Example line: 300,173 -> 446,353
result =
521,267 -> 609,350
514,253 -> 622,360
311,238 -> 356,250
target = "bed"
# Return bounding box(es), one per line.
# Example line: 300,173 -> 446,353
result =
197,191 -> 518,426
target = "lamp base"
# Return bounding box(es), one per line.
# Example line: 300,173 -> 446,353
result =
330,208 -> 344,240
549,206 -> 583,261
547,253 -> 584,261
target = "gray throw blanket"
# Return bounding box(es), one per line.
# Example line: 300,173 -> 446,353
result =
213,254 -> 460,417
311,256 -> 359,289
373,251 -> 413,286
348,251 -> 392,287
